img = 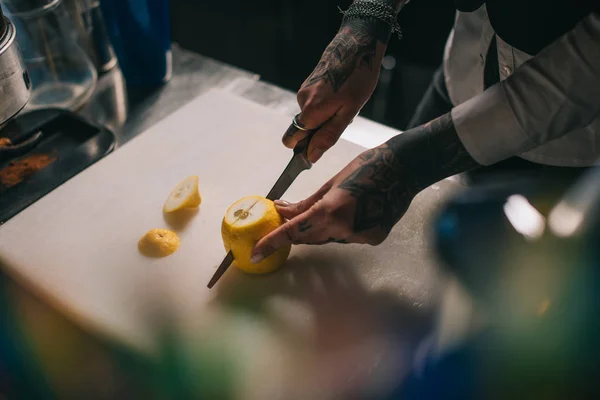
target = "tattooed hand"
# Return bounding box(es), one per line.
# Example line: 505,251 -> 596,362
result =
283,0 -> 407,163
252,113 -> 481,262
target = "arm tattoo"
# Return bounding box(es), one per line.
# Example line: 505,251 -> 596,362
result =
338,146 -> 413,233
393,113 -> 481,186
302,19 -> 386,92
302,0 -> 407,93
339,113 -> 480,233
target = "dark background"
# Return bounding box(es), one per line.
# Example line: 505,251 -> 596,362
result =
169,0 -> 456,131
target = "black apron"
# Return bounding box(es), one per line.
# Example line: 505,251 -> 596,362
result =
454,0 -> 597,55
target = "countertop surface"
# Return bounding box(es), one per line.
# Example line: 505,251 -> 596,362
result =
76,42 -> 472,333
0,40 -> 582,399
0,44 -> 476,397
77,43 -> 473,357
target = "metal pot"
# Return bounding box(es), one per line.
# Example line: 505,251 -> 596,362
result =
0,10 -> 31,126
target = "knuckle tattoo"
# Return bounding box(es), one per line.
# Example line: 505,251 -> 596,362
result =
283,224 -> 296,243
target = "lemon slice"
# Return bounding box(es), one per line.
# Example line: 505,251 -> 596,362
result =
221,196 -> 291,274
138,228 -> 180,257
163,175 -> 201,213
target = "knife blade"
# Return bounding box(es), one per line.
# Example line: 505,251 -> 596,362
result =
207,131 -> 315,289
207,250 -> 234,289
266,143 -> 313,200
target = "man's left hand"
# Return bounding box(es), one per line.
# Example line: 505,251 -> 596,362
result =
252,112 -> 480,263
250,145 -> 415,264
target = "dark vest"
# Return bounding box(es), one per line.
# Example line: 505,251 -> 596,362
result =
453,0 -> 598,55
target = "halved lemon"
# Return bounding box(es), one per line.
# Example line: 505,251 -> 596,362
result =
138,228 -> 180,257
221,196 -> 291,274
163,176 -> 201,213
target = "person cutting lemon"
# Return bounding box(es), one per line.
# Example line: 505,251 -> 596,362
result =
250,0 -> 600,263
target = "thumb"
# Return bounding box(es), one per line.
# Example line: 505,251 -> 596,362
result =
274,182 -> 332,220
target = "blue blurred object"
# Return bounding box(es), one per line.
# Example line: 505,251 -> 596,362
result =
99,0 -> 171,87
413,170 -> 600,398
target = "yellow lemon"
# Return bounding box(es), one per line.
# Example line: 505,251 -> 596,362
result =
138,228 -> 180,257
221,196 -> 290,274
163,176 -> 201,213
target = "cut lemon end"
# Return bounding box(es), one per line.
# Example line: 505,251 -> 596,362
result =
138,228 -> 180,258
221,196 -> 290,274
224,195 -> 261,227
164,175 -> 201,213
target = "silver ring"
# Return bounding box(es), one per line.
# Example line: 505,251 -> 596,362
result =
292,113 -> 311,132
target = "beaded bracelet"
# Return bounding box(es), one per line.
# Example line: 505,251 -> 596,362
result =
339,0 -> 403,40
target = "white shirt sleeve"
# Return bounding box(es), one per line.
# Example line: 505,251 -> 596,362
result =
452,12 -> 600,166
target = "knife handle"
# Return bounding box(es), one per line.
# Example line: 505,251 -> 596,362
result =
293,130 -> 316,160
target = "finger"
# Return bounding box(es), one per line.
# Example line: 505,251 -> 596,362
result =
281,123 -> 309,150
274,182 -> 332,220
307,109 -> 357,163
282,105 -> 340,149
251,209 -> 323,264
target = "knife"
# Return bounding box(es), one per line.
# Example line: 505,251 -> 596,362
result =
207,130 -> 315,289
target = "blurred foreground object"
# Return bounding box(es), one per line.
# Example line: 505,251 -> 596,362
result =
409,167 -> 600,398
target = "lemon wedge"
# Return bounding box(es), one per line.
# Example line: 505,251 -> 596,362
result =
138,229 -> 180,257
221,196 -> 291,274
163,175 -> 201,213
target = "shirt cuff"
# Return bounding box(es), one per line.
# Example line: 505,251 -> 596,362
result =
451,83 -> 537,166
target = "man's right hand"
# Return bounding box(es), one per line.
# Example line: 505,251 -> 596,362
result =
283,17 -> 394,163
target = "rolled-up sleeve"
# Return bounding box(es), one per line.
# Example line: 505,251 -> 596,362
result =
452,12 -> 600,166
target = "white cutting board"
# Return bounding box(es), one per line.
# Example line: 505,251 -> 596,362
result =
0,89 -> 458,398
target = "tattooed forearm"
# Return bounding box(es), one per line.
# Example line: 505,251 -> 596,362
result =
302,19 -> 385,92
389,113 -> 481,188
301,0 -> 407,92
338,113 -> 480,233
338,146 -> 413,233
